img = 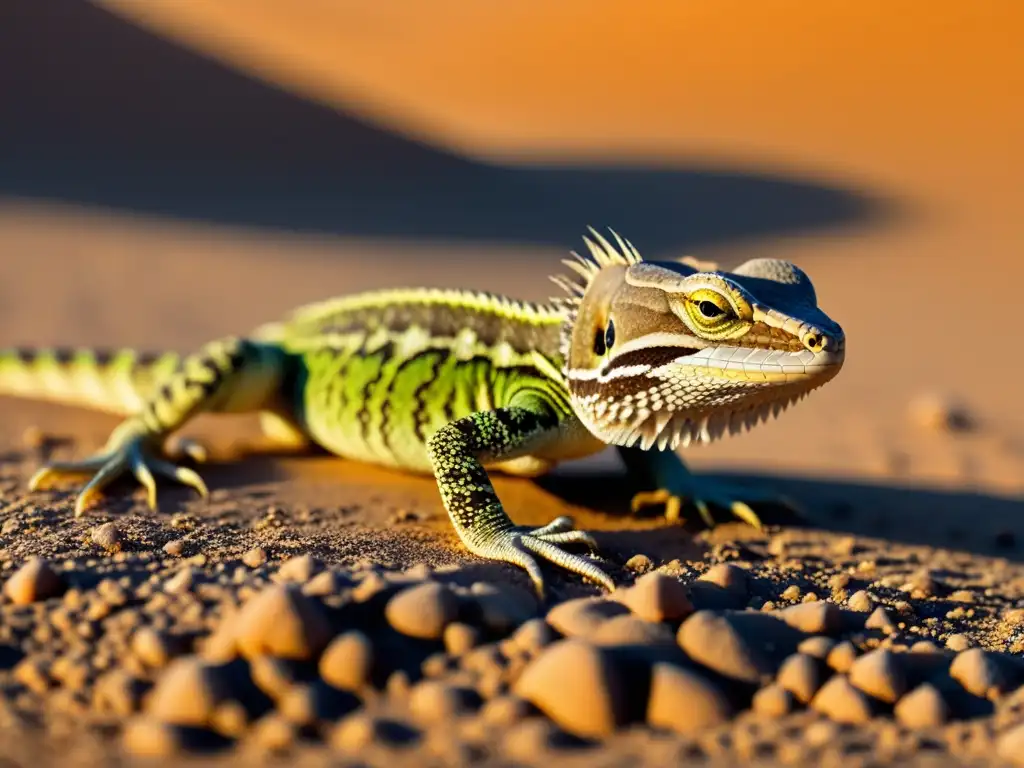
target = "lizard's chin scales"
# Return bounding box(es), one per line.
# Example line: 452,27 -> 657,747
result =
594,381 -> 826,451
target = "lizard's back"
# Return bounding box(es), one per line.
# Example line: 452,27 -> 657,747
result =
260,287 -> 580,473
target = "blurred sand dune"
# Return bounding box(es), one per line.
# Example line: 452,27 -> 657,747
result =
1,0 -> 880,249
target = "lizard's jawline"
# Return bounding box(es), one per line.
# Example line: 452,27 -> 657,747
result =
586,379 -> 834,452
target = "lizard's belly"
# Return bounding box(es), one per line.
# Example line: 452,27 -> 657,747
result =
298,347 -> 559,475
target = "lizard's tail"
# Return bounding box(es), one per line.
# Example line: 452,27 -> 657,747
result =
0,347 -> 182,416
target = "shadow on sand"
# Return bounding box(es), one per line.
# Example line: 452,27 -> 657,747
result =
2,0 -> 891,255
537,469 -> 1024,563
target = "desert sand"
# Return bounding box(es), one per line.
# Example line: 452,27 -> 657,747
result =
0,1 -> 1022,765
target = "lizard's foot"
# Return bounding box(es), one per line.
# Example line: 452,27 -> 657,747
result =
630,476 -> 796,530
472,515 -> 615,597
28,421 -> 209,517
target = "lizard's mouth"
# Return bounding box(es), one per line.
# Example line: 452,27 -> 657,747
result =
571,345 -> 845,451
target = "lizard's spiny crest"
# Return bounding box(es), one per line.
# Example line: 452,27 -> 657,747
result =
549,227 -> 643,364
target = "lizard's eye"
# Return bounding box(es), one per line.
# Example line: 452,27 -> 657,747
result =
698,300 -> 724,319
593,320 -> 615,356
682,289 -> 738,332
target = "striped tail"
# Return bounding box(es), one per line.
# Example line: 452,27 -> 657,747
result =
0,347 -> 182,416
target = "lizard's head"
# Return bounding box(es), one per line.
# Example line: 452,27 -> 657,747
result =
552,229 -> 845,450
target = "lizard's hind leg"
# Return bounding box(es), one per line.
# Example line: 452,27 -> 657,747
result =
30,337 -> 287,516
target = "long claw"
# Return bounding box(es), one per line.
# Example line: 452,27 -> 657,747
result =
131,454 -> 159,510
663,494 -> 683,523
534,529 -> 600,553
730,500 -> 763,530
29,458 -> 105,490
529,515 -> 575,536
150,459 -> 209,498
695,499 -> 715,527
520,536 -> 616,593
76,458 -> 127,515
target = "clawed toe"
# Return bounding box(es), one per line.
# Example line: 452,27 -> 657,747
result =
630,481 -> 791,530
475,517 -> 615,597
28,434 -> 210,517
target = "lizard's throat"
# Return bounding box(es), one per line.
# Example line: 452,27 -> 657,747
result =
567,362 -> 841,451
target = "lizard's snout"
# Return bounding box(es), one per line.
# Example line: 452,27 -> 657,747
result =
800,325 -> 844,356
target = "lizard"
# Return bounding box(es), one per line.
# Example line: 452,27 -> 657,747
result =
0,229 -> 845,595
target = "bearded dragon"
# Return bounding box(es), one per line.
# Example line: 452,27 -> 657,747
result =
0,230 -> 845,594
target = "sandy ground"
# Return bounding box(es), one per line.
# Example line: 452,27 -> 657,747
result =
0,1 -> 1023,765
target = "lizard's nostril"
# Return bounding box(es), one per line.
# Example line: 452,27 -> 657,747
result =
802,332 -> 827,352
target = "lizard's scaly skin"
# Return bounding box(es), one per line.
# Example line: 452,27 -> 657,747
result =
0,230 -> 845,595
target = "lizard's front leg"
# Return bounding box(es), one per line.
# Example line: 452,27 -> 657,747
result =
426,397 -> 615,596
29,337 -> 286,516
619,445 -> 793,529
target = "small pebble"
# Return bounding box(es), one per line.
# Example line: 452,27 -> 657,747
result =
779,602 -> 841,635
798,636 -> 836,659
945,633 -> 973,652
646,663 -> 733,734
131,627 -> 178,669
677,611 -> 773,684
162,540 -> 185,558
302,570 -> 345,597
617,572 -> 693,623
144,657 -> 232,727
780,585 -> 802,601
591,615 -> 676,647
510,619 -> 555,655
164,568 -> 196,595
242,547 -> 268,568
90,522 -> 122,553
848,648 -> 907,703
949,648 -> 1012,698
546,598 -> 629,638
894,683 -> 949,728
624,554 -> 654,573
248,713 -> 297,752
776,653 -> 824,704
470,582 -> 538,634
752,684 -> 794,718
811,675 -> 873,723
699,563 -> 749,595
847,590 -> 874,612
234,585 -> 333,661
865,606 -> 897,634
3,557 -> 66,604
513,639 -> 627,738
826,641 -> 858,673
444,623 -> 481,656
319,631 -> 374,692
276,554 -> 321,583
385,581 -> 459,640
